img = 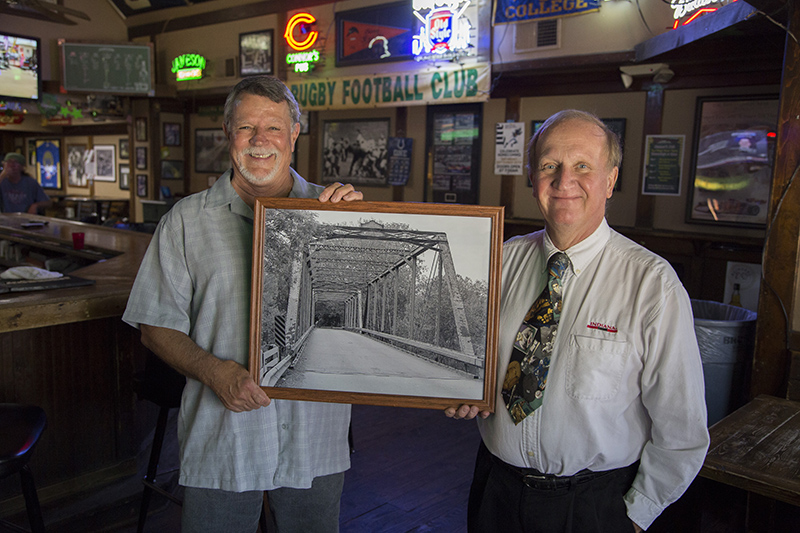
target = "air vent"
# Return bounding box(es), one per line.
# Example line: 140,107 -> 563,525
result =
514,18 -> 561,52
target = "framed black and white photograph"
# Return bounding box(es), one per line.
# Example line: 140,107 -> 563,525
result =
686,95 -> 779,227
322,119 -> 390,186
67,144 -> 89,188
239,29 -> 274,76
94,144 -> 116,182
136,174 -> 147,197
119,163 -> 130,190
135,146 -> 147,170
119,138 -> 130,160
135,117 -> 148,142
163,123 -> 181,147
161,159 -> 184,180
249,199 -> 503,411
195,128 -> 229,174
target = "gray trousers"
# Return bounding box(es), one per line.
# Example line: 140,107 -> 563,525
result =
182,472 -> 345,533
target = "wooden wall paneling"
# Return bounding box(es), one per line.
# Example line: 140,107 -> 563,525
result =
635,85 -> 664,229
752,1 -> 800,400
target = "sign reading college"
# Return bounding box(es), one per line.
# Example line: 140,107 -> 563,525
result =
290,64 -> 489,110
493,0 -> 601,24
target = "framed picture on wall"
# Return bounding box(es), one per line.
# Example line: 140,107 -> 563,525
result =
135,146 -> 147,170
163,123 -> 181,147
135,117 -> 148,142
94,144 -> 116,182
195,129 -> 230,173
67,144 -> 90,188
119,138 -> 130,160
249,198 -> 503,411
686,95 -> 779,228
161,159 -> 184,180
137,174 -> 148,197
34,139 -> 61,189
239,29 -> 273,76
119,163 -> 130,190
321,118 -> 389,186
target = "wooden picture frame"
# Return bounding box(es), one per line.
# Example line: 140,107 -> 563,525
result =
135,117 -> 148,142
160,159 -> 184,180
67,143 -> 89,188
322,118 -> 390,186
135,146 -> 147,170
163,122 -> 181,147
93,144 -> 116,182
119,138 -> 130,160
136,174 -> 147,197
195,128 -> 229,173
686,95 -> 779,227
239,29 -> 274,76
249,199 -> 503,411
119,163 -> 130,190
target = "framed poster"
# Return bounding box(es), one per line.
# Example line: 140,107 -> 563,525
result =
322,119 -> 389,186
135,117 -> 148,142
195,129 -> 230,173
642,135 -> 684,196
94,144 -> 116,182
119,163 -> 130,190
67,144 -> 89,188
119,138 -> 130,160
161,159 -> 184,180
135,146 -> 147,170
335,1 -> 414,67
249,198 -> 504,411
163,123 -> 181,147
35,139 -> 61,189
136,174 -> 148,197
239,30 -> 274,76
687,95 -> 779,227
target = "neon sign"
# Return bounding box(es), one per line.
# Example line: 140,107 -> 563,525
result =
671,0 -> 728,29
172,53 -> 206,81
412,0 -> 474,62
287,50 -> 320,73
285,13 -> 318,51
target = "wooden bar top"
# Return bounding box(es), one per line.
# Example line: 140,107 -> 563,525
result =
0,213 -> 151,333
700,394 -> 800,506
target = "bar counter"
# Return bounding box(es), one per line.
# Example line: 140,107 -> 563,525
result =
0,213 -> 153,511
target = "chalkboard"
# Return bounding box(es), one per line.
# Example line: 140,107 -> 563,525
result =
59,41 -> 154,95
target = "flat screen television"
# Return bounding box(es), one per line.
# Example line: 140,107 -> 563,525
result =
0,31 -> 42,101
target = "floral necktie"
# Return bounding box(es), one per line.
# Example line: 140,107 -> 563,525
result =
502,252 -> 570,424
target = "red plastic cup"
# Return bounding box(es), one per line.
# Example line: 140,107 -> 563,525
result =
72,232 -> 85,250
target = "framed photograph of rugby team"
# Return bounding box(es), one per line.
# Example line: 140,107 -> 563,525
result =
321,118 -> 390,186
248,198 -> 504,411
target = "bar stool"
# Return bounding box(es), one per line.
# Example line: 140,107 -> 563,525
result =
0,404 -> 47,533
133,351 -> 185,533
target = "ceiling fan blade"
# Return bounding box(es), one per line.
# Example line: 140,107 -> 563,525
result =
28,0 -> 91,21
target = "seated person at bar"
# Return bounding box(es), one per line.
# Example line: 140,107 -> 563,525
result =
123,75 -> 362,533
446,110 -> 709,532
0,152 -> 52,214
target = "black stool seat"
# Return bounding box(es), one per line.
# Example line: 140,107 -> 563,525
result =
0,403 -> 47,533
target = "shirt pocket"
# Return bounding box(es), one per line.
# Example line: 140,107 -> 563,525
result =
565,335 -> 630,401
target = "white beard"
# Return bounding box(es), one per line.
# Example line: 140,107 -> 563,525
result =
236,147 -> 282,185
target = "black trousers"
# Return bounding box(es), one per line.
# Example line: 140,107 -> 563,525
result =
468,441 -> 639,533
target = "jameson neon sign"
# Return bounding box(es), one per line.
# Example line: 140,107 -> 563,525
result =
172,54 -> 206,81
412,0 -> 475,62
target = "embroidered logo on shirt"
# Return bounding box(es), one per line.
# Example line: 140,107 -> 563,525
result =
587,321 -> 618,333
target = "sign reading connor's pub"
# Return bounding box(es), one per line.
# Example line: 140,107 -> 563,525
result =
289,64 -> 490,110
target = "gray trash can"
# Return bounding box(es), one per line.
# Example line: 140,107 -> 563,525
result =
691,300 -> 757,426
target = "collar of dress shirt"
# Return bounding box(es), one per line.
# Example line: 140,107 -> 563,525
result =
543,219 -> 611,277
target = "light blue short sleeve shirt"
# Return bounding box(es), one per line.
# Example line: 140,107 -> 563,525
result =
123,169 -> 351,492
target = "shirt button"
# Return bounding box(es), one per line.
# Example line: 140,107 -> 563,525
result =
527,451 -> 535,457
282,424 -> 288,429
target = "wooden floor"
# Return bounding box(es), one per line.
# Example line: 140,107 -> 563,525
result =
5,403 -> 798,532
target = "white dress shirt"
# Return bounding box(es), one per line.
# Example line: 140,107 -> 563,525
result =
478,219 -> 709,530
123,170 -> 351,493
